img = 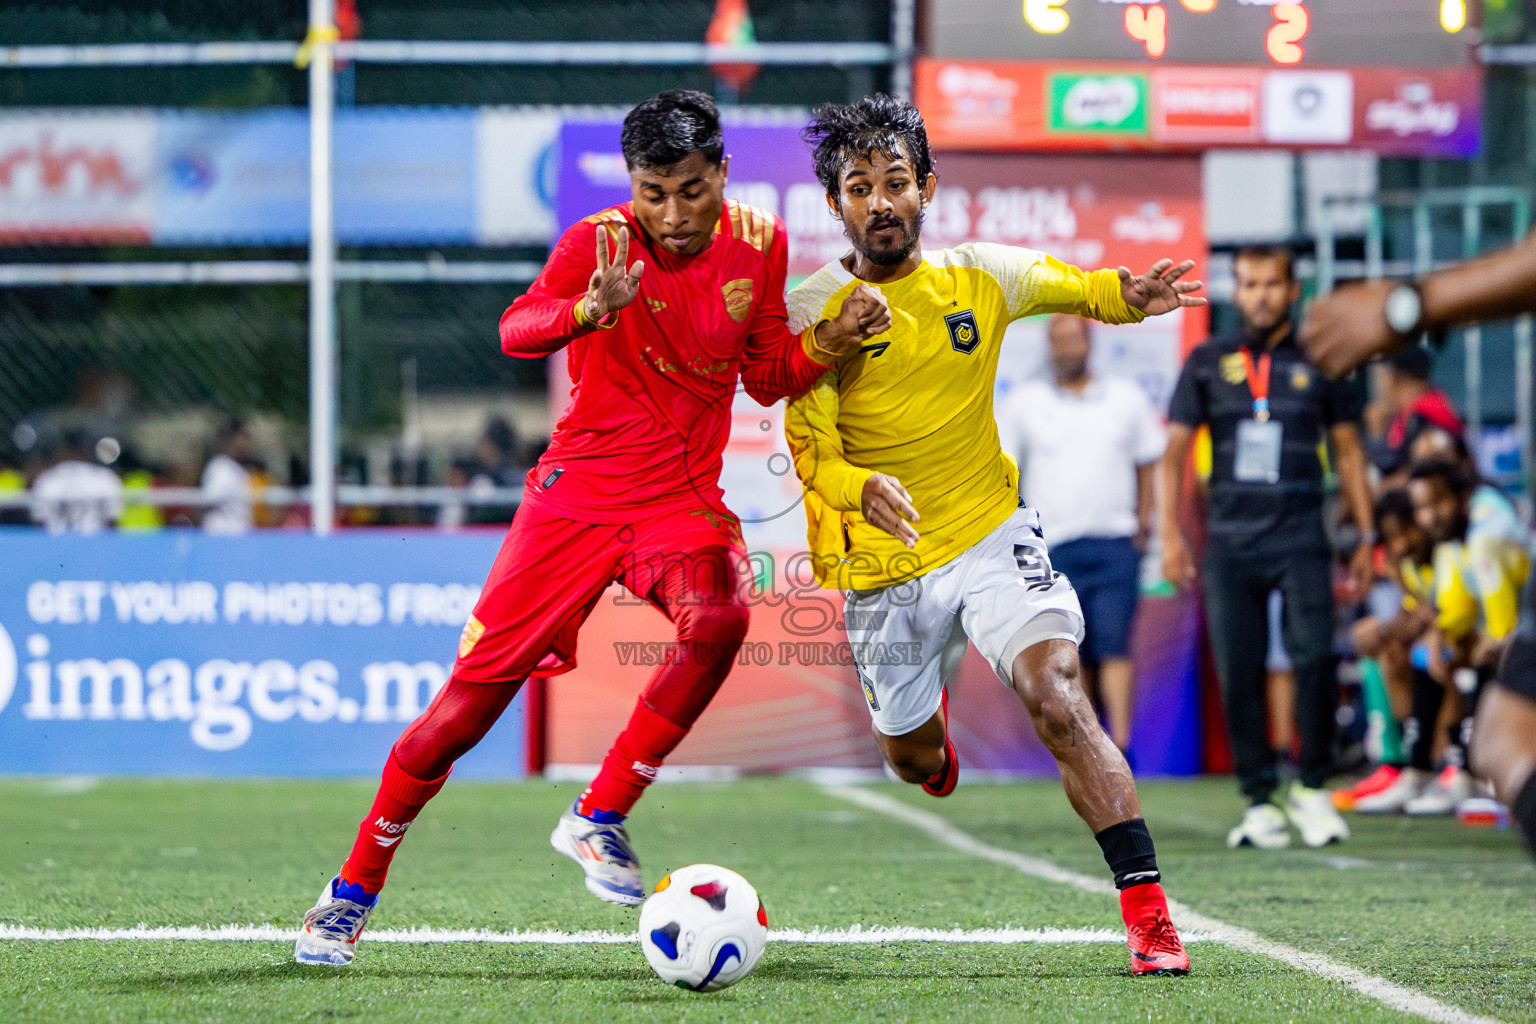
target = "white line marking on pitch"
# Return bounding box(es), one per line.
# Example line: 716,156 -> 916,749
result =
825,785 -> 1508,1024
0,924 -> 1211,945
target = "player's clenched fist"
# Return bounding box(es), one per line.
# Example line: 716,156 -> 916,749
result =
585,226 -> 646,323
861,472 -> 920,549
813,283 -> 892,358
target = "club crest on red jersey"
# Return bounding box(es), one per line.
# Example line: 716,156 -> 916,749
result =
723,278 -> 753,323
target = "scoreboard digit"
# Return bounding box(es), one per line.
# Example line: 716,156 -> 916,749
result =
932,1 -> 1471,69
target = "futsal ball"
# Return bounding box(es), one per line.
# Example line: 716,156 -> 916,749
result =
637,863 -> 768,991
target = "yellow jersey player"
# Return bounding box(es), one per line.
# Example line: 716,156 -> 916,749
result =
1409,459 -> 1530,814
784,96 -> 1204,977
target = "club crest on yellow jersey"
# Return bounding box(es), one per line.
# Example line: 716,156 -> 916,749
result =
723,278 -> 753,323
945,309 -> 981,354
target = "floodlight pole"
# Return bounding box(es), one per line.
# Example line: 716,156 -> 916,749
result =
890,0 -> 915,100
307,0 -> 338,536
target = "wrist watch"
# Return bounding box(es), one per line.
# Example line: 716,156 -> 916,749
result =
1384,282 -> 1425,339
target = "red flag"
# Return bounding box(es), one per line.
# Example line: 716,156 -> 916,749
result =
335,0 -> 362,69
707,0 -> 759,94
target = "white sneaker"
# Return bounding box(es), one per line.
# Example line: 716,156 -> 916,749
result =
550,801 -> 644,906
1353,767 -> 1430,813
1405,766 -> 1475,816
294,876 -> 377,966
1286,783 -> 1350,847
1227,803 -> 1291,849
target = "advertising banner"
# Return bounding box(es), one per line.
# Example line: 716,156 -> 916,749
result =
917,59 -> 1481,157
0,111 -> 157,243
156,108 -> 479,244
0,532 -> 523,778
547,570 -> 1202,778
475,109 -> 561,246
0,107 -> 558,246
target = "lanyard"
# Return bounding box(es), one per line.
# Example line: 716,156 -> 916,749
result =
1240,348 -> 1272,422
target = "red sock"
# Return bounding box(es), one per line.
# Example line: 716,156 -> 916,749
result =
579,701 -> 689,818
339,749 -> 450,892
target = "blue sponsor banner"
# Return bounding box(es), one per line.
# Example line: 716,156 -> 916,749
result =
155,109 -> 478,244
0,531 -> 521,778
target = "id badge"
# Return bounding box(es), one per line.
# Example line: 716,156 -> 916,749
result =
1234,418 -> 1283,484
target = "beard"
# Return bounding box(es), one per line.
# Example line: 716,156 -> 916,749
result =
1240,308 -> 1290,341
851,210 -> 922,267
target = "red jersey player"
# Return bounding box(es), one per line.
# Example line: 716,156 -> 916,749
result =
295,90 -> 889,966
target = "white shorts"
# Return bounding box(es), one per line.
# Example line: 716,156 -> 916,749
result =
843,506 -> 1085,737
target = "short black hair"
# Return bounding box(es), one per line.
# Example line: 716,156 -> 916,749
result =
620,90 -> 724,171
1410,457 -> 1474,495
1385,345 -> 1433,381
802,94 -> 935,202
1234,245 -> 1296,282
1373,487 -> 1415,534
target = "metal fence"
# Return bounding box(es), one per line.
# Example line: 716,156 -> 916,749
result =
0,1 -> 914,532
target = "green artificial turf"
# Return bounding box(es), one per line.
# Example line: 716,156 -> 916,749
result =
0,776 -> 1530,1023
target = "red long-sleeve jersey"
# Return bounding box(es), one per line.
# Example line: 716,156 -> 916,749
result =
500,199 -> 833,524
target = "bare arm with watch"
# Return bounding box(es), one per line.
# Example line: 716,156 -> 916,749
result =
1301,228 -> 1536,377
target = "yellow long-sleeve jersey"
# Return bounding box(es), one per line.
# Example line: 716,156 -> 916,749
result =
784,243 -> 1146,590
1432,535 -> 1529,643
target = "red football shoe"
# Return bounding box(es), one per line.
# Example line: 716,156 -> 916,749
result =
1120,883 -> 1190,977
921,689 -> 958,798
1332,764 -> 1401,811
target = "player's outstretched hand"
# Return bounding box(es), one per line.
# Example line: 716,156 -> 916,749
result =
1119,259 -> 1206,316
814,284 -> 892,358
585,226 -> 645,322
862,472 -> 919,549
1300,279 -> 1405,378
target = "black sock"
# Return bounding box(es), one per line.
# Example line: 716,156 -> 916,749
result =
1514,772 -> 1536,857
1095,818 -> 1160,890
1406,669 -> 1445,771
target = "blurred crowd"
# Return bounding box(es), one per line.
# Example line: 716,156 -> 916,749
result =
0,369 -> 534,535
1005,246 -> 1527,848
1333,354 -> 1523,826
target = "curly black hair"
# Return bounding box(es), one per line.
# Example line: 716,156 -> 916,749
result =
1373,487 -> 1415,535
802,94 -> 934,203
621,90 -> 724,171
1410,457 -> 1474,495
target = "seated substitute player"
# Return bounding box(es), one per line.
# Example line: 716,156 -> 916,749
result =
783,96 -> 1202,977
1404,459 -> 1528,814
1302,232 -> 1536,857
1346,488 -> 1450,814
294,90 -> 890,966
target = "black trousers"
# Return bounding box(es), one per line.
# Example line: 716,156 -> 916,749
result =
1202,548 -> 1337,802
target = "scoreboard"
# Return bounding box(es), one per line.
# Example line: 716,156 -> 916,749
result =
928,0 -> 1472,67
917,1 -> 1480,155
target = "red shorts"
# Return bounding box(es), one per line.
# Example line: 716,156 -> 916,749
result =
452,498 -> 748,684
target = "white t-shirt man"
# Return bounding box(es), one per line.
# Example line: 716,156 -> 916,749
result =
31,460 -> 124,535
201,453 -> 253,535
1000,375 -> 1167,545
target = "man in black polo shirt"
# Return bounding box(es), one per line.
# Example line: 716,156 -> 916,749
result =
1160,245 -> 1375,850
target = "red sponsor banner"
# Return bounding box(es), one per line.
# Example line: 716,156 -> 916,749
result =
546,576 -> 1203,777
1152,67 -> 1262,144
917,57 -> 1481,157
925,152 -> 1209,354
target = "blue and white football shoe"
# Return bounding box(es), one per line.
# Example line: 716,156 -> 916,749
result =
550,801 -> 645,906
294,876 -> 377,965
